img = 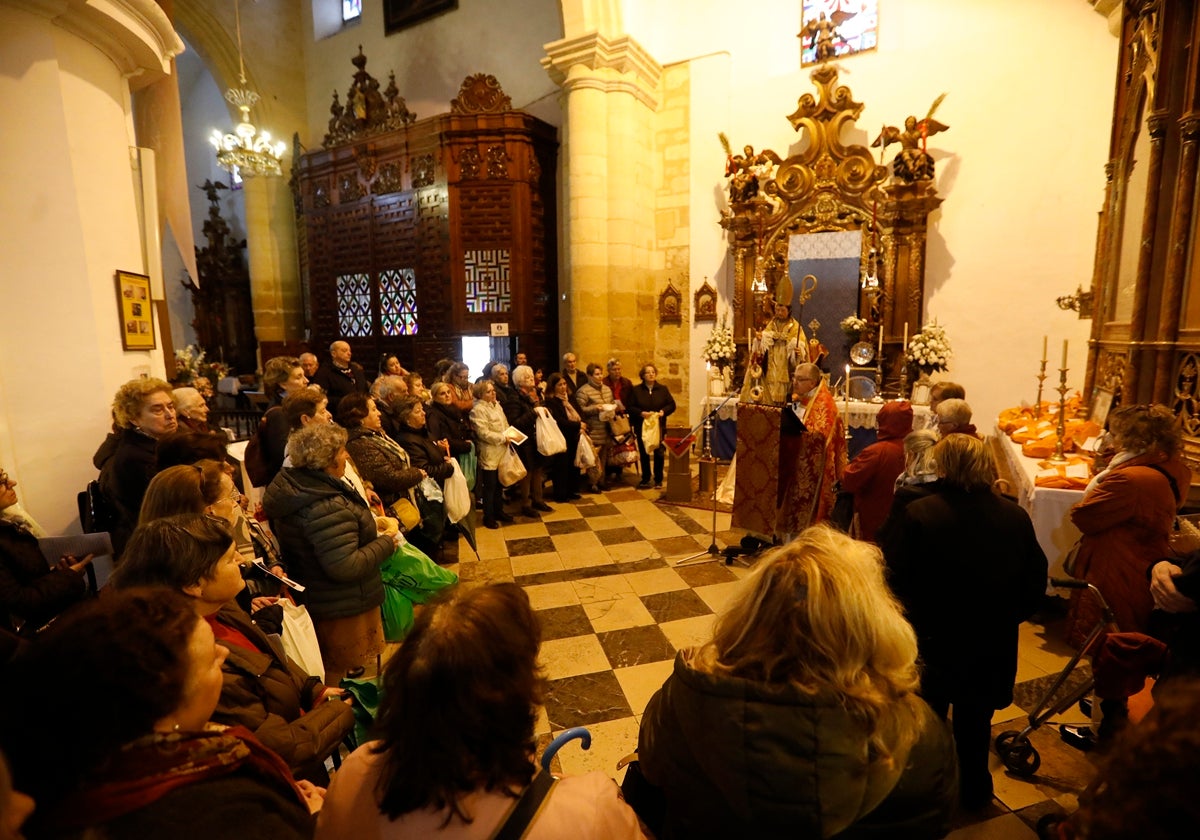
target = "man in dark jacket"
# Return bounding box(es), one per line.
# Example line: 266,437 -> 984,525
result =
312,340 -> 369,405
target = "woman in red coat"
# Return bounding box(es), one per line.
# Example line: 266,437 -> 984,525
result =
841,400 -> 913,542
1066,404 -> 1191,746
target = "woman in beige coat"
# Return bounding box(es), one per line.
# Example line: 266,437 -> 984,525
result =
470,380 -> 511,529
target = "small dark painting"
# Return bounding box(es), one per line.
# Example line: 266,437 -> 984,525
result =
384,0 -> 458,34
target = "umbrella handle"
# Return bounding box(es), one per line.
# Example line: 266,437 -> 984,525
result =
541,727 -> 591,771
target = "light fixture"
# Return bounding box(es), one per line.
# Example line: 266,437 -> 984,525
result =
209,0 -> 286,177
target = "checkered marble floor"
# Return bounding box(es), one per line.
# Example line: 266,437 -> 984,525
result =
442,481 -> 1102,839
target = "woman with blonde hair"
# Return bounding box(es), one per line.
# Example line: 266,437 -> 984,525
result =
883,433 -> 1046,809
637,525 -> 956,838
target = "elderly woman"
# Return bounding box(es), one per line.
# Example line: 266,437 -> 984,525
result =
263,423 -> 399,683
507,365 -> 551,516
426,382 -> 473,457
626,363 -> 676,490
470,380 -> 511,529
841,400 -> 913,542
258,356 -> 311,486
444,362 -> 474,413
638,525 -> 957,837
173,386 -> 216,435
0,588 -> 319,837
883,434 -> 1046,808
390,396 -> 456,552
336,394 -> 428,546
113,514 -> 354,783
0,467 -> 91,636
875,429 -> 939,549
933,397 -> 977,438
95,377 -> 178,556
574,363 -> 615,493
544,373 -> 583,502
1066,404 -> 1191,746
316,583 -> 648,839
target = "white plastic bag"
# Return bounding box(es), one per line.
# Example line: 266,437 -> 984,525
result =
641,418 -> 661,452
574,433 -> 597,469
498,444 -> 528,487
536,409 -> 567,456
279,599 -> 325,679
443,459 -> 471,523
418,475 -> 444,503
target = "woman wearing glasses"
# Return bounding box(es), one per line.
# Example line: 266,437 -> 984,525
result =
113,513 -> 354,783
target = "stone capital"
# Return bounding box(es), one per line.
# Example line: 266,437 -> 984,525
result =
542,31 -> 662,109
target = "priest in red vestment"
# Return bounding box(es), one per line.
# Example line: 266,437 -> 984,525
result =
776,363 -> 847,540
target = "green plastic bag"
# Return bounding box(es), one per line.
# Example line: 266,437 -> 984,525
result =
457,443 -> 478,492
379,539 -> 458,642
339,675 -> 381,750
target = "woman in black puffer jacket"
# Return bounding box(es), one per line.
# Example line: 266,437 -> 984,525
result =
263,423 -> 397,684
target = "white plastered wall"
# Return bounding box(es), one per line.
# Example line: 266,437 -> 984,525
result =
0,4 -> 174,532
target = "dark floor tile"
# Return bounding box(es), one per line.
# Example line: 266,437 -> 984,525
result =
655,505 -> 709,535
605,488 -> 643,501
595,526 -> 645,546
534,731 -> 562,776
517,565 -> 627,587
615,556 -> 670,574
546,518 -> 590,535
1014,800 -> 1072,836
597,625 -> 676,669
675,562 -> 739,587
544,671 -> 633,729
652,536 -> 707,556
989,720 -> 1098,797
577,502 -> 620,517
1011,664 -> 1092,714
536,604 -> 594,641
506,536 -> 556,556
640,589 -> 714,623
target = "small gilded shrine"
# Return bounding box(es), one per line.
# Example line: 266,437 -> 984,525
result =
720,63 -> 945,404
291,49 -> 558,366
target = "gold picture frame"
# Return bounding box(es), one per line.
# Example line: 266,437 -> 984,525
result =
115,270 -> 156,350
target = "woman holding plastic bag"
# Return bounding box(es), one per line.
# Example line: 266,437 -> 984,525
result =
379,531 -> 457,643
427,382 -> 477,491
470,380 -> 512,529
627,363 -> 676,490
544,373 -> 583,502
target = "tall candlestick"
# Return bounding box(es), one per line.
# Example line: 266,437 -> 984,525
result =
1061,339 -> 1068,369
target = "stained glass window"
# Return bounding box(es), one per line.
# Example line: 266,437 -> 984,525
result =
336,273 -> 373,337
342,0 -> 362,23
463,249 -> 511,314
379,268 -> 419,335
800,0 -> 877,66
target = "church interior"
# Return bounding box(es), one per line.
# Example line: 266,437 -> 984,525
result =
3,0 -> 1200,836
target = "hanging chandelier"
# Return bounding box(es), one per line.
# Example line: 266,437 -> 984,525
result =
209,0 -> 285,177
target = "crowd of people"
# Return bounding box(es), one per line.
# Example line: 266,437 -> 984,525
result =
1,347 -> 1198,837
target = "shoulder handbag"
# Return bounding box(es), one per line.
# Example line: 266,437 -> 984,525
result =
390,497 -> 422,530
608,415 -> 631,438
493,771 -> 556,840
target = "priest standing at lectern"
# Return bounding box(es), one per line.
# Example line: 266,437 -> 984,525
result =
776,363 -> 846,541
759,277 -> 805,405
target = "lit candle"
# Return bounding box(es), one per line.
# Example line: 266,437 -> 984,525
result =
844,364 -> 851,428
1062,339 -> 1068,370
1042,334 -> 1048,361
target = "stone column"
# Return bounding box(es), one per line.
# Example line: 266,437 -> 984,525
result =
543,33 -> 661,363
242,175 -> 305,343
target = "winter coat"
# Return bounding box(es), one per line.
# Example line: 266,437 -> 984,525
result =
96,427 -> 158,554
1068,450 -> 1191,642
545,395 -> 582,452
841,401 -> 913,542
343,427 -> 423,508
425,401 -> 473,456
210,604 -> 355,778
502,387 -> 541,468
0,518 -> 89,634
393,425 -> 455,484
470,399 -> 509,470
261,468 -> 393,621
626,382 -> 676,443
638,652 -> 958,839
575,381 -> 615,449
885,486 -> 1048,708
312,362 -> 369,405
603,375 -> 634,408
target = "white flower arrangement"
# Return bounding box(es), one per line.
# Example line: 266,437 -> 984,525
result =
174,344 -> 230,395
702,315 -> 737,367
906,323 -> 953,372
840,315 -> 868,337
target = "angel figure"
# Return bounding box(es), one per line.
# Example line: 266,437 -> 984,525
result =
800,12 -> 841,62
719,134 -> 783,203
872,94 -> 950,183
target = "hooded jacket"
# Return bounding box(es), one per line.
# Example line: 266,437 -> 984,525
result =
638,652 -> 957,839
841,401 -> 913,542
261,468 -> 393,620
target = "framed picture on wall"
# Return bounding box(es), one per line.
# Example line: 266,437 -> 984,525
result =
115,270 -> 156,350
383,0 -> 457,34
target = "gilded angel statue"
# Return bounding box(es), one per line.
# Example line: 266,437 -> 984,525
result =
719,133 -> 782,203
872,93 -> 950,183
799,10 -> 854,62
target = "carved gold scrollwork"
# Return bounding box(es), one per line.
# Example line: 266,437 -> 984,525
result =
486,145 -> 509,178
450,74 -> 512,114
373,162 -> 402,195
459,148 -> 481,180
338,173 -> 363,203
412,154 -> 435,188
1174,352 -> 1200,438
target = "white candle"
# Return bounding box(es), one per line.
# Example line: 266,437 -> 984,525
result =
902,322 -> 908,350
844,364 -> 851,427
1042,334 -> 1048,361
1062,339 -> 1068,369
877,324 -> 883,356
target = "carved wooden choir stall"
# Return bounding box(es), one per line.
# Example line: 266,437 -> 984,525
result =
291,50 -> 558,369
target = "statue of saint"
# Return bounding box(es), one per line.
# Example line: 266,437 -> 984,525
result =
872,95 -> 950,183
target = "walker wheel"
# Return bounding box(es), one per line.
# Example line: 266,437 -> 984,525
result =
995,730 -> 1041,777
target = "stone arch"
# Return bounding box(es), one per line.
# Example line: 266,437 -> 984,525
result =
558,0 -> 623,39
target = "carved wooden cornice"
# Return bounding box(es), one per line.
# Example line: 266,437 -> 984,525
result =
322,48 -> 417,149
450,74 -> 512,114
541,31 -> 663,110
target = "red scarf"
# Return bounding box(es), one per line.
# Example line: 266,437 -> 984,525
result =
48,726 -> 306,830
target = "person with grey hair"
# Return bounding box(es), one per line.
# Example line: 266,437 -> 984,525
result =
173,386 -> 215,435
934,398 -> 977,438
263,422 -> 398,683
371,374 -> 409,439
299,352 -> 320,379
506,365 -> 551,516
561,351 -> 585,395
313,340 -> 369,405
